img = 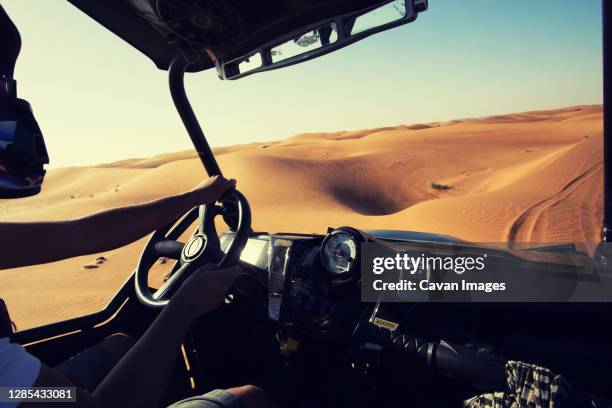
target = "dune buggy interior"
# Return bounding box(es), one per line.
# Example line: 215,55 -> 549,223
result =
6,1 -> 612,407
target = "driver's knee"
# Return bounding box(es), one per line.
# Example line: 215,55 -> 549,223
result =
100,333 -> 136,362
225,385 -> 276,408
54,333 -> 136,392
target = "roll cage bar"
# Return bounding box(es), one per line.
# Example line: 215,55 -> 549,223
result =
169,56 -> 223,177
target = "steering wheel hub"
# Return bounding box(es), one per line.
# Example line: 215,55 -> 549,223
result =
182,234 -> 207,262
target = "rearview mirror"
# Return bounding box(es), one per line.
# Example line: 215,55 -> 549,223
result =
351,0 -> 410,35
270,23 -> 339,64
220,0 -> 427,80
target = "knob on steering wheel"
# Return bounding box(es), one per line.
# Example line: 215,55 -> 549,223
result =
135,189 -> 251,308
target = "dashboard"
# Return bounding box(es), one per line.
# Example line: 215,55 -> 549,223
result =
218,225 -> 600,343
220,225 -> 594,343
220,228 -> 368,339
220,227 -> 604,350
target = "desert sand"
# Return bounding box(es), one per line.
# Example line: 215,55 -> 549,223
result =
0,105 -> 603,330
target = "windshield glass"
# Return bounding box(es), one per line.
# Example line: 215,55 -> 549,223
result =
0,0 -> 603,330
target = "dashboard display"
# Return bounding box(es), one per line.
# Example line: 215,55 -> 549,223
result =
220,236 -> 269,268
240,239 -> 268,265
321,231 -> 358,275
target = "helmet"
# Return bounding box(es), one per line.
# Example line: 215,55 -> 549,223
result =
0,4 -> 48,199
0,97 -> 48,198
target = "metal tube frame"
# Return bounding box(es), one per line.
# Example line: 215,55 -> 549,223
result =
168,55 -> 222,177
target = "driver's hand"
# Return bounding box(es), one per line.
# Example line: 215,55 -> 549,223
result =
170,264 -> 241,320
190,175 -> 237,204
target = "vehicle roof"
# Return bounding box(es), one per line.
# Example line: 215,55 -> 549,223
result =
67,0 -> 390,72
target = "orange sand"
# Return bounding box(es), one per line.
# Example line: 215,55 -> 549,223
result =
0,105 -> 603,330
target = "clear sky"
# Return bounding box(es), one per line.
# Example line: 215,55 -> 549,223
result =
2,0 -> 604,168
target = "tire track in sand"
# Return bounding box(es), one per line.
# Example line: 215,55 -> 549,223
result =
507,161 -> 602,242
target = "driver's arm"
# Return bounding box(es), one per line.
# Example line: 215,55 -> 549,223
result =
0,176 -> 236,270
24,265 -> 241,408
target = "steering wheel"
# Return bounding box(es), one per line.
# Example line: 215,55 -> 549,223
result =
135,189 -> 252,308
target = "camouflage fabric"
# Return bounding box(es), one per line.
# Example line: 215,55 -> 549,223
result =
464,361 -> 570,408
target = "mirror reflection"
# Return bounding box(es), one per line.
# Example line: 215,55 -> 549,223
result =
238,53 -> 262,74
271,23 -> 338,64
350,0 -> 407,35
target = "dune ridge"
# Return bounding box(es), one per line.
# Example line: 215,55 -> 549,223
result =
0,104 -> 603,330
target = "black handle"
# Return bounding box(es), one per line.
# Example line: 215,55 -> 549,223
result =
392,334 -> 507,390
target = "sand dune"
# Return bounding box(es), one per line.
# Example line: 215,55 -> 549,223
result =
0,105 -> 603,330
